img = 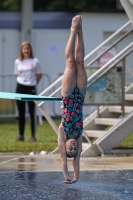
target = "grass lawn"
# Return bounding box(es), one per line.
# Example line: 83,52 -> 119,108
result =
117,132 -> 133,149
0,119 -> 60,153
0,119 -> 133,153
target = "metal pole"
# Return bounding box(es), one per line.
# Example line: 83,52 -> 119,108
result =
120,0 -> 133,25
21,0 -> 33,43
122,58 -> 125,117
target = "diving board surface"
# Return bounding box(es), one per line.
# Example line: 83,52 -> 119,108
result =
0,92 -> 62,101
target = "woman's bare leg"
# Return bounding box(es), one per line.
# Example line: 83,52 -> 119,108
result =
75,16 -> 87,96
61,16 -> 80,97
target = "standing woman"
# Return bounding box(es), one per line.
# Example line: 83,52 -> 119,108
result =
14,41 -> 42,142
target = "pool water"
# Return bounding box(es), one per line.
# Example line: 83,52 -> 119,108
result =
0,170 -> 133,200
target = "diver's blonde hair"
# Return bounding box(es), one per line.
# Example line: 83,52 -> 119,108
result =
67,152 -> 77,158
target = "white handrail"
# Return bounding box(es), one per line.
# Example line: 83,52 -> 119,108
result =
39,75 -> 63,96
87,42 -> 133,83
84,20 -> 131,61
38,86 -> 62,107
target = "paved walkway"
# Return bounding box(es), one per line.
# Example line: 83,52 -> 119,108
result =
0,152 -> 133,172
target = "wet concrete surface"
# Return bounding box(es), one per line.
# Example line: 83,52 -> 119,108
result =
0,153 -> 133,200
0,170 -> 133,200
0,153 -> 133,172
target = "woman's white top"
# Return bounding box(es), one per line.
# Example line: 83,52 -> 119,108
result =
14,58 -> 42,86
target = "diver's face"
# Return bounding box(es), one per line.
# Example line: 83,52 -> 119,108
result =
65,139 -> 78,156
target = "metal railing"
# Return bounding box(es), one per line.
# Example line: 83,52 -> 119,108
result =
87,43 -> 133,87
86,42 -> 133,116
0,73 -> 51,118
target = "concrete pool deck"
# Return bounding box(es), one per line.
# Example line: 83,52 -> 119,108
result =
0,152 -> 133,200
0,152 -> 133,172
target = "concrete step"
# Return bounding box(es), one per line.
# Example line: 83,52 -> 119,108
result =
108,106 -> 133,113
94,118 -> 120,126
84,130 -> 107,138
125,94 -> 133,101
82,142 -> 89,150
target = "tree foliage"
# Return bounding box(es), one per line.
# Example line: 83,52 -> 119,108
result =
34,0 -> 116,11
0,0 -> 21,11
0,0 -> 116,11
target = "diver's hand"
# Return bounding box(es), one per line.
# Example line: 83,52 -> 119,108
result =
63,176 -> 73,184
71,177 -> 78,184
63,177 -> 78,184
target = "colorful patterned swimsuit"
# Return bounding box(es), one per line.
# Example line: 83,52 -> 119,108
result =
62,87 -> 84,139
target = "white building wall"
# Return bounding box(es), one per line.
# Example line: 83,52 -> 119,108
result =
0,30 -> 20,73
0,30 -> 20,92
32,29 -> 69,80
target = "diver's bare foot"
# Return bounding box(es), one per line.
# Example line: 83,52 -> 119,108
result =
71,15 -> 80,33
77,15 -> 82,33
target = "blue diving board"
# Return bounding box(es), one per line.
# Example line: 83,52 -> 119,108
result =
0,92 -> 62,101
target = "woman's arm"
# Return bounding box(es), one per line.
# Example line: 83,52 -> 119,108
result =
36,74 -> 42,84
72,135 -> 82,181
